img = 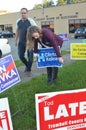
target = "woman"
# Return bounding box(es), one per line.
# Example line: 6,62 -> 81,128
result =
27,26 -> 64,84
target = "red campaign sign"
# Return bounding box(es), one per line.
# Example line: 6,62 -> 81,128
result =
35,89 -> 86,130
0,110 -> 10,130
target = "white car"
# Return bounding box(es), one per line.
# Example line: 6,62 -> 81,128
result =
0,38 -> 11,58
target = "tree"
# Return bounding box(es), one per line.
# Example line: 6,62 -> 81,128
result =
33,4 -> 42,9
33,0 -> 55,9
56,0 -> 66,6
42,0 -> 54,8
33,0 -> 86,9
66,0 -> 71,4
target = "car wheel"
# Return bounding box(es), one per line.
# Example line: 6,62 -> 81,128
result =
1,36 -> 4,38
0,50 -> 2,58
74,36 -> 77,39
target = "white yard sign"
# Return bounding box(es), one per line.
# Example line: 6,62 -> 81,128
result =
0,98 -> 13,130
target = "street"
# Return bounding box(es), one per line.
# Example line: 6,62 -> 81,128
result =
8,37 -> 84,61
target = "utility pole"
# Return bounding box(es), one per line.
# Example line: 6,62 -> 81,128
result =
42,0 -> 44,16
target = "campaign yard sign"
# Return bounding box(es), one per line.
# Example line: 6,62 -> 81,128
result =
37,48 -> 62,68
71,43 -> 86,59
35,89 -> 86,130
0,98 -> 13,130
0,55 -> 21,93
58,33 -> 69,42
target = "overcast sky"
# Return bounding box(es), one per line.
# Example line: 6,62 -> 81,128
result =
0,0 -> 56,12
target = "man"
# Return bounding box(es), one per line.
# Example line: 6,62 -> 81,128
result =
14,8 -> 36,73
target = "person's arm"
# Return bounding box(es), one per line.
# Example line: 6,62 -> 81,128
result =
28,18 -> 37,26
42,29 -> 64,64
14,19 -> 20,46
14,29 -> 19,46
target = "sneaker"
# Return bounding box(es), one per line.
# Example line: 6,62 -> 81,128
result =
24,67 -> 28,72
47,79 -> 56,85
28,71 -> 32,77
51,79 -> 56,84
47,79 -> 53,85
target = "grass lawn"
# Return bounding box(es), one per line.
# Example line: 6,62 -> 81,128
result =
14,50 -> 70,67
0,59 -> 86,130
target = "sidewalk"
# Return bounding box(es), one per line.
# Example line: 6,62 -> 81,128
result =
17,54 -> 74,82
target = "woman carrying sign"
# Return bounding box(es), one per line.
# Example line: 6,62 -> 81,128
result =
26,26 -> 64,84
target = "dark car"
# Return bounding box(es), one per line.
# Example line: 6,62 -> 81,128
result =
0,31 -> 15,38
74,27 -> 86,39
69,28 -> 77,33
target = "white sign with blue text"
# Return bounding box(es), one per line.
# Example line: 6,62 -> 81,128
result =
37,48 -> 62,68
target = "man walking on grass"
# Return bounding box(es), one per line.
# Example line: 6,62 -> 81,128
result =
14,8 -> 37,75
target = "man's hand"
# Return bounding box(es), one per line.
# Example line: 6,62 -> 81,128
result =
14,39 -> 17,46
58,57 -> 64,64
14,29 -> 19,46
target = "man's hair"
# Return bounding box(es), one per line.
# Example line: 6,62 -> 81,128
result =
20,8 -> 28,12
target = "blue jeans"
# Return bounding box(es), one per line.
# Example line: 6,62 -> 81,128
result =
18,43 -> 28,68
47,67 -> 58,82
27,49 -> 33,71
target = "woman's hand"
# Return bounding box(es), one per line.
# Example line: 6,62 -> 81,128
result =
58,57 -> 64,64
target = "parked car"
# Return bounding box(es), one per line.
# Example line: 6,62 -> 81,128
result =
0,31 -> 15,38
0,38 -> 11,58
74,27 -> 86,39
69,28 -> 77,33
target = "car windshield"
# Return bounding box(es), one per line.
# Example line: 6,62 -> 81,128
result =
77,28 -> 85,32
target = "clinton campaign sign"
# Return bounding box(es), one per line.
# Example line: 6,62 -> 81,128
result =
37,47 -> 62,68
35,89 -> 86,130
0,55 -> 20,93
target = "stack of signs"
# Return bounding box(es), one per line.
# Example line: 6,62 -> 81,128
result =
0,55 -> 21,93
35,89 -> 86,130
0,98 -> 13,130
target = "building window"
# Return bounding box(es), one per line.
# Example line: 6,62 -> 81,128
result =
5,24 -> 13,32
69,19 -> 86,33
41,21 -> 54,32
0,25 -> 4,31
0,24 -> 13,32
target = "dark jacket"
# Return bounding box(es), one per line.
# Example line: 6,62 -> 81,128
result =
34,28 -> 63,57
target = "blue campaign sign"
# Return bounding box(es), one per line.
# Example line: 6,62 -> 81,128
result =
58,33 -> 69,41
37,48 -> 62,68
0,55 -> 21,93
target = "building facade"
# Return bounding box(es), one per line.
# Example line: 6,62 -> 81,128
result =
0,2 -> 86,34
